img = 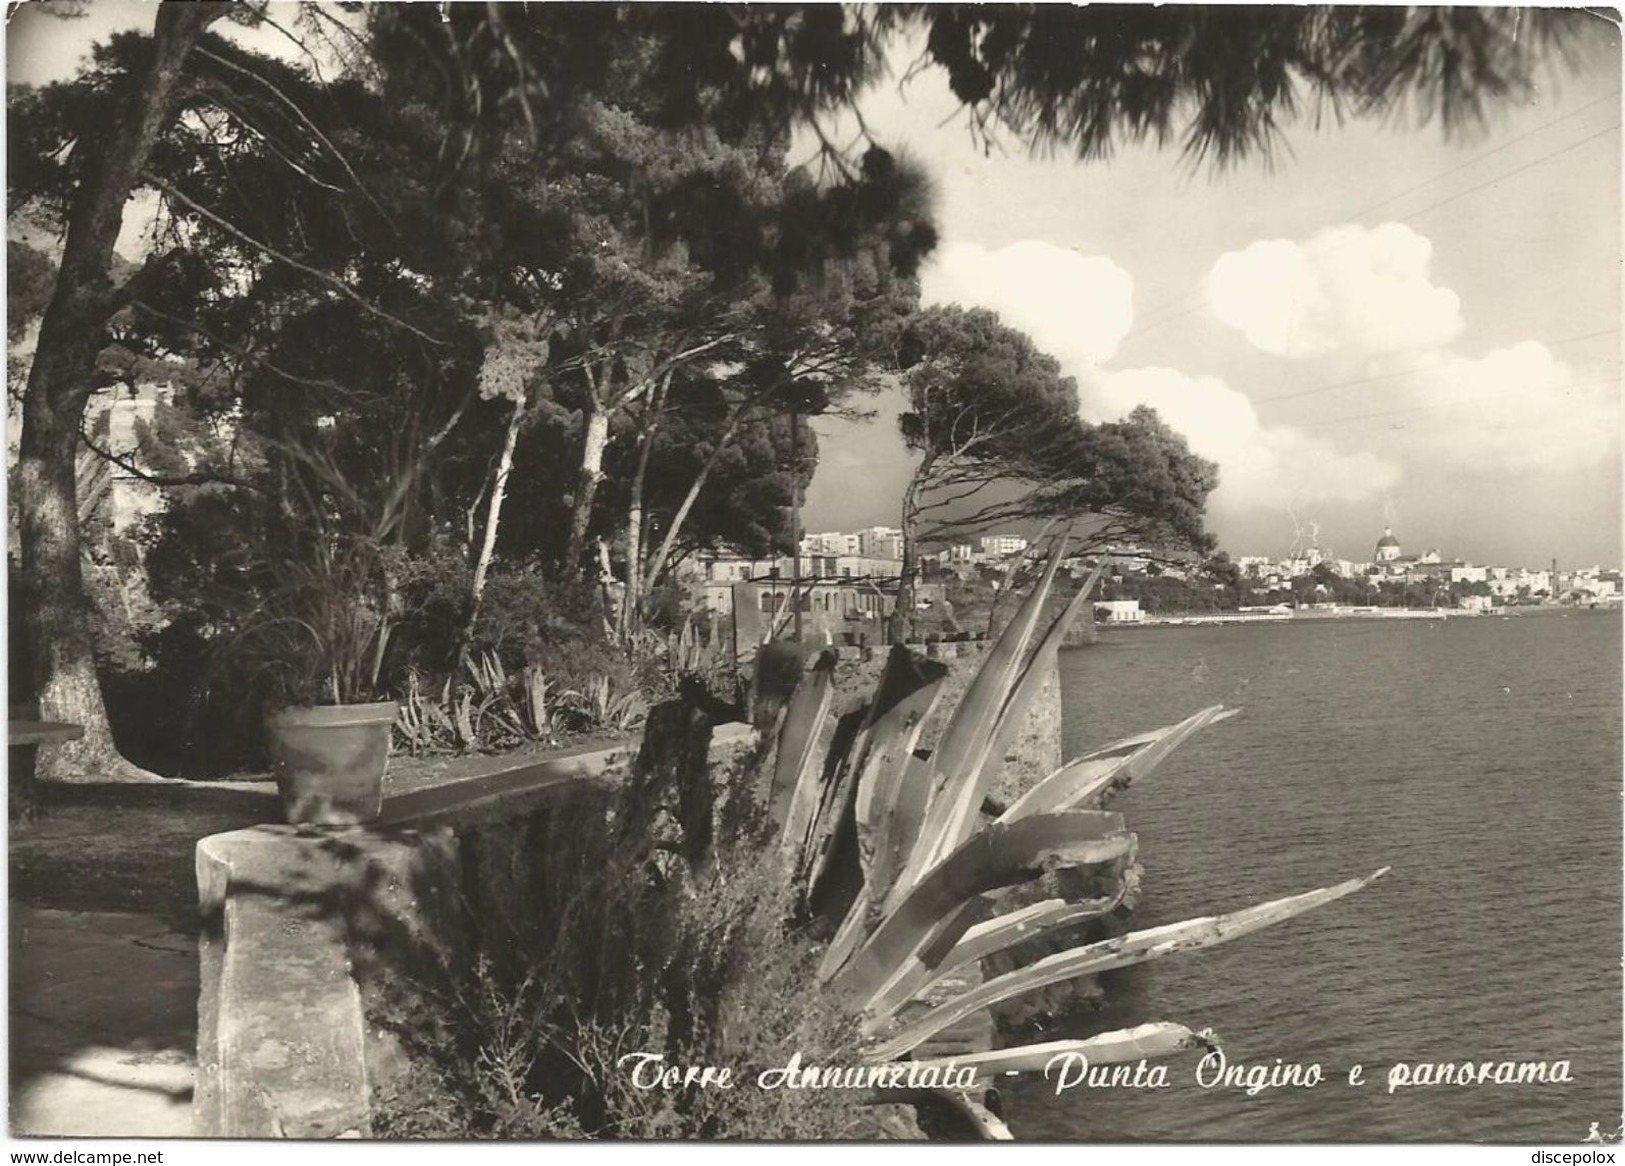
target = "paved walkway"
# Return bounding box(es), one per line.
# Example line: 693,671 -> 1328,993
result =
6,735 -> 679,1139
9,908 -> 197,1138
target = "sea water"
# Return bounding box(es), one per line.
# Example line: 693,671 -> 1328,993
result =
1009,610 -> 1623,1143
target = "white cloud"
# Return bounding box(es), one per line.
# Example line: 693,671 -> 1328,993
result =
1399,342 -> 1618,472
1086,367 -> 1402,513
920,240 -> 1134,368
1207,223 -> 1463,358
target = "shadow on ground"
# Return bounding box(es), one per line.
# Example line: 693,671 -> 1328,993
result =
10,783 -> 279,928
7,784 -> 274,1137
9,907 -> 201,1137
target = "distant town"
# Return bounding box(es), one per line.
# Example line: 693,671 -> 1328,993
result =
683,523 -> 1623,642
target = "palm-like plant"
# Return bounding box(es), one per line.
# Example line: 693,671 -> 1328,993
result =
759,541 -> 1386,1135
219,532 -> 394,710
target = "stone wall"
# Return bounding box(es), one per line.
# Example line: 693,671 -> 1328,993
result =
192,727 -> 755,1138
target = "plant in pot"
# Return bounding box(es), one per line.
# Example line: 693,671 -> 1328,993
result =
238,535 -> 398,826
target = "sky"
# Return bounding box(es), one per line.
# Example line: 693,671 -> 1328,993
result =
7,4 -> 1622,570
797,15 -> 1624,570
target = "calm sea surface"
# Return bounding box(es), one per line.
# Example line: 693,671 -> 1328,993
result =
1008,610 -> 1622,1143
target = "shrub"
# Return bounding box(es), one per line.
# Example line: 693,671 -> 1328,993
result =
395,653 -> 569,755
626,621 -> 739,709
373,714 -> 872,1140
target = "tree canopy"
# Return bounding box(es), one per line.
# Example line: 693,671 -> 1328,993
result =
885,305 -> 1218,639
6,2 -> 1594,775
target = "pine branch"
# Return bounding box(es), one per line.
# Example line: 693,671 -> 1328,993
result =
77,421 -> 257,493
146,177 -> 446,346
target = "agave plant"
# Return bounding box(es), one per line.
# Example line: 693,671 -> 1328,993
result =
574,674 -> 650,734
759,542 -> 1387,1136
393,654 -> 571,754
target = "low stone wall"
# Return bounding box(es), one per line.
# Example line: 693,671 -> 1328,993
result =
192,727 -> 755,1138
193,824 -> 459,1137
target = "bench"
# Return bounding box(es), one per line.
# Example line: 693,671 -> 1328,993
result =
9,721 -> 84,822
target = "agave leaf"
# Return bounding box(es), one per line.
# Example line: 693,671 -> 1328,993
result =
768,648 -> 838,835
854,648 -> 949,899
820,751 -> 936,975
947,890 -> 1126,966
867,752 -> 935,903
1072,706 -> 1245,767
817,882 -> 878,983
890,544 -> 1073,900
866,888 -> 1128,1020
999,704 -> 1232,824
833,810 -> 1132,1009
800,706 -> 873,915
815,655 -> 949,980
867,867 -> 1391,1057
895,1021 -> 1216,1087
919,561 -> 1108,872
780,707 -> 839,867
832,894 -> 995,998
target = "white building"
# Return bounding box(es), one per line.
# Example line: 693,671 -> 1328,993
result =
856,526 -> 904,560
980,534 -> 1029,558
800,531 -> 862,556
1094,599 -> 1143,624
1488,568 -> 1551,598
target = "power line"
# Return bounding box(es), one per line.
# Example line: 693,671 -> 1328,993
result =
1395,121 -> 1619,223
1343,89 -> 1621,223
1294,373 -> 1622,429
1256,326 -> 1621,408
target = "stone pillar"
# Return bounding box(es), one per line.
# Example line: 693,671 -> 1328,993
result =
193,825 -> 459,1138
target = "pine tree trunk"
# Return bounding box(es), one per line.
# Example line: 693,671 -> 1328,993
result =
16,4 -> 224,781
621,436 -> 650,641
14,410 -> 129,782
564,399 -> 610,578
462,394 -> 524,652
620,375 -> 669,642
641,405 -> 746,597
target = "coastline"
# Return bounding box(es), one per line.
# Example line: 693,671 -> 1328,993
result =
1097,603 -> 1620,629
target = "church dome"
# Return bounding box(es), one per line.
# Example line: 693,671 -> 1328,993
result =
1375,527 -> 1401,562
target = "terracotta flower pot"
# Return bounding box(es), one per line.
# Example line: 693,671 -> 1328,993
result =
265,701 -> 397,826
